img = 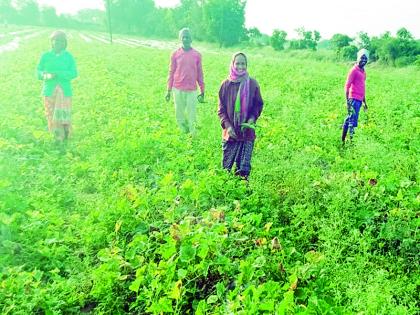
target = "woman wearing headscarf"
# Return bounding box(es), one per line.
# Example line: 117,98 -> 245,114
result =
217,52 -> 264,180
37,30 -> 77,141
342,48 -> 369,144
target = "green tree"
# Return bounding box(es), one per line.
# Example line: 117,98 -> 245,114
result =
171,0 -> 206,40
396,27 -> 413,40
203,0 -> 246,47
14,0 -> 40,25
290,27 -> 321,50
39,6 -> 59,27
74,9 -> 106,29
105,0 -> 156,35
379,38 -> 399,65
370,28 -> 419,66
330,33 -> 352,50
248,27 -> 261,39
357,32 -> 371,49
152,7 -> 178,38
271,29 -> 287,51
0,0 -> 16,23
248,27 -> 269,46
341,45 -> 358,60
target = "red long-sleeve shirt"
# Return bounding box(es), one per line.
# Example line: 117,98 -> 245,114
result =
345,65 -> 366,101
167,47 -> 204,93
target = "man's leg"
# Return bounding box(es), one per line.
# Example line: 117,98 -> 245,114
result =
342,105 -> 355,143
349,100 -> 362,140
186,90 -> 197,135
173,89 -> 188,133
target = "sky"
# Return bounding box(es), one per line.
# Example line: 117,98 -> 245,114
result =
37,0 -> 420,39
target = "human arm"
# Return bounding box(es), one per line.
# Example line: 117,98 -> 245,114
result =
363,97 -> 368,112
344,68 -> 355,109
247,81 -> 264,124
166,53 -> 176,102
36,54 -> 54,80
218,82 -> 236,138
196,53 -> 205,102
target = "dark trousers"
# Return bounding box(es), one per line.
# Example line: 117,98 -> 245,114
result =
342,99 -> 362,141
222,140 -> 254,177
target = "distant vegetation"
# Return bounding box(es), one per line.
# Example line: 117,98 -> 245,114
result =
1,0 -> 419,63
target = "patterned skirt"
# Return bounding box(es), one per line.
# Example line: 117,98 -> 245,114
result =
44,86 -> 72,140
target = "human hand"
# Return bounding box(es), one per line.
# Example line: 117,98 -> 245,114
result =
197,93 -> 204,103
165,91 -> 171,102
43,72 -> 55,80
346,98 -> 353,111
240,122 -> 256,132
363,103 -> 368,112
227,126 -> 237,139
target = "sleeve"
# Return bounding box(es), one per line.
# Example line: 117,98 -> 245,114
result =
344,67 -> 355,92
196,53 -> 205,93
167,52 -> 176,91
249,80 -> 264,122
55,54 -> 78,80
36,54 -> 45,80
217,81 -> 232,129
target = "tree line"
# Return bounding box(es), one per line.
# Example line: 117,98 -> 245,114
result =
328,29 -> 419,66
0,0 -> 105,31
1,0 -> 418,66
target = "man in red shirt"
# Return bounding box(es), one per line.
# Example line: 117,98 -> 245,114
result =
342,48 -> 369,144
166,28 -> 205,135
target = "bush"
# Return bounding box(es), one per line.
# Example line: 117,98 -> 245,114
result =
414,55 -> 420,68
341,45 -> 358,60
395,56 -> 417,67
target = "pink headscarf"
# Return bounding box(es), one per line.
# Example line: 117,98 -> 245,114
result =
228,52 -> 250,129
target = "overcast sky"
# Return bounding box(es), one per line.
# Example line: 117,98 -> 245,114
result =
37,0 -> 420,39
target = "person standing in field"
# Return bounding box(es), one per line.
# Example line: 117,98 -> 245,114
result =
218,52 -> 264,181
166,28 -> 205,135
37,30 -> 77,142
342,49 -> 369,144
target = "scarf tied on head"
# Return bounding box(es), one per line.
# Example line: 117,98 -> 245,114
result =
357,48 -> 369,62
228,52 -> 250,130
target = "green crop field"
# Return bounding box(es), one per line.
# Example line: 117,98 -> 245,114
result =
0,28 -> 419,314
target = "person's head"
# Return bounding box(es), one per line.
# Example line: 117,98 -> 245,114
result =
232,52 -> 247,74
50,30 -> 67,53
357,49 -> 369,68
179,28 -> 192,50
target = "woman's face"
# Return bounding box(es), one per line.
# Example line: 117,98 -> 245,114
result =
52,37 -> 66,53
233,54 -> 247,73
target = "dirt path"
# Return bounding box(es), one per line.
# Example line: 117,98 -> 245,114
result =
0,30 -> 46,54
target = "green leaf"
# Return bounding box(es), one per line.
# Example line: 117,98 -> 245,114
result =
277,290 -> 295,314
180,243 -> 196,263
169,280 -> 182,300
129,277 -> 142,293
207,295 -> 218,304
160,241 -> 177,260
177,268 -> 188,279
252,256 -> 266,268
198,242 -> 209,259
259,300 -> 274,311
147,297 -> 173,313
